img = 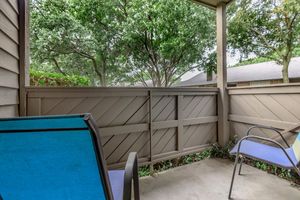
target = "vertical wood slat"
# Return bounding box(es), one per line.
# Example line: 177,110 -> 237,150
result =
177,95 -> 183,152
27,98 -> 41,116
148,90 -> 153,170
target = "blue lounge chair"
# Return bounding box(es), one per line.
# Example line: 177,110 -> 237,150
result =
0,114 -> 139,200
228,124 -> 300,199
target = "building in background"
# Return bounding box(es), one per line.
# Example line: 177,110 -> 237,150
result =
177,57 -> 300,87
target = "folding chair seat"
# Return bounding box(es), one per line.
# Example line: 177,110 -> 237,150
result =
230,139 -> 298,168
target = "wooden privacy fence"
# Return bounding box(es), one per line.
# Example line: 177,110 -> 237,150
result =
229,84 -> 300,143
26,87 -> 218,168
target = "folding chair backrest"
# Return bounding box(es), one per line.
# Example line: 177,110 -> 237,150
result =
0,114 -> 112,200
292,133 -> 300,165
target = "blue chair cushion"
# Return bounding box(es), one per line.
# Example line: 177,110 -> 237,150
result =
108,170 -> 125,200
0,115 -> 108,200
0,115 -> 88,131
230,140 -> 299,168
0,130 -> 107,199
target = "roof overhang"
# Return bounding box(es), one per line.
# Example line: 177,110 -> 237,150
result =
192,0 -> 233,9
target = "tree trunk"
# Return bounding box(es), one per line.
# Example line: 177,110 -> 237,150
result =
100,77 -> 106,87
282,57 -> 291,83
90,58 -> 106,87
207,70 -> 213,81
100,66 -> 106,87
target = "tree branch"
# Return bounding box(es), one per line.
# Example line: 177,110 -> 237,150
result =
250,28 -> 283,57
52,58 -> 67,76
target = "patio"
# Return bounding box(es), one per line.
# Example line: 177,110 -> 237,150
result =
140,159 -> 300,200
1,0 -> 300,199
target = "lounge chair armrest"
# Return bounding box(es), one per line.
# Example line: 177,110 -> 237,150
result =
236,135 -> 298,169
123,152 -> 140,200
246,125 -> 290,147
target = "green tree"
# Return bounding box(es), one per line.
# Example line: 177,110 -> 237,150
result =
30,0 -> 121,86
30,0 -> 216,87
120,0 -> 215,87
31,0 -> 87,75
70,0 -> 124,86
228,0 -> 300,83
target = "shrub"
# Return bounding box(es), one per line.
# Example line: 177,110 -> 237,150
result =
139,141 -> 300,188
138,142 -> 235,177
30,70 -> 91,87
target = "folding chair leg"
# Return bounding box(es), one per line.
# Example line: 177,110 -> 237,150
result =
239,156 -> 244,175
229,154 -> 240,199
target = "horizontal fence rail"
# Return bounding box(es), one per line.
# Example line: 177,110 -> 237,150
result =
26,87 -> 218,168
228,84 -> 300,143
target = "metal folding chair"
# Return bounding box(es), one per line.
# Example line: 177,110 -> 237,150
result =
228,124 -> 300,199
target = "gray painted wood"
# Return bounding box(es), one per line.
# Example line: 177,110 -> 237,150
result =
0,88 -> 18,105
0,11 -> 18,43
0,104 -> 18,117
0,68 -> 19,88
177,95 -> 183,152
0,49 -> 19,73
0,0 -> 20,118
7,0 -> 19,14
18,0 -> 30,116
0,0 -> 19,28
229,85 -> 300,144
26,87 -> 218,168
216,2 -> 229,146
0,30 -> 19,59
193,0 -> 233,9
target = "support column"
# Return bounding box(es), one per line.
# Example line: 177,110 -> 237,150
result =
216,2 -> 229,146
19,0 -> 30,116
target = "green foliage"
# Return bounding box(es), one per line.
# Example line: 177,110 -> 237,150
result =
120,0 -> 215,86
30,0 -> 123,86
232,47 -> 300,68
211,140 -> 299,185
228,0 -> 300,83
138,166 -> 151,177
293,47 -> 300,57
138,142 -> 235,177
138,140 -> 300,187
30,0 -> 216,87
232,57 -> 273,67
243,158 -> 300,185
30,70 -> 90,87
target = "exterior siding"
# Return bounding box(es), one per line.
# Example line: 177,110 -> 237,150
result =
0,0 -> 20,117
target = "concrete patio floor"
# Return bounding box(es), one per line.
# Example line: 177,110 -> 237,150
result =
140,159 -> 300,200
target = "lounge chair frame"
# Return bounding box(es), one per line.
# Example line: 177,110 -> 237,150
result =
85,114 -> 140,200
228,124 -> 300,199
0,114 -> 140,200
